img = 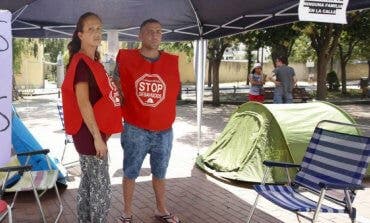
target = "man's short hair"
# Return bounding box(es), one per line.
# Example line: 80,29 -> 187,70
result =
277,56 -> 288,65
140,18 -> 161,30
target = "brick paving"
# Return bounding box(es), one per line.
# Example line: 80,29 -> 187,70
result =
3,94 -> 370,223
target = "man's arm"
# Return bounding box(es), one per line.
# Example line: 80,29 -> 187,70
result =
269,72 -> 281,86
113,64 -> 124,104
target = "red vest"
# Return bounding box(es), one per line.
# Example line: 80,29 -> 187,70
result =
61,53 -> 122,135
116,49 -> 180,131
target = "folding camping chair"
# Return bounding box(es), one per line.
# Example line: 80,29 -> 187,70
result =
0,149 -> 63,223
56,103 -> 73,163
247,120 -> 370,223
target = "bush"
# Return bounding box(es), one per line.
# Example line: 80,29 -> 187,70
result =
326,71 -> 340,91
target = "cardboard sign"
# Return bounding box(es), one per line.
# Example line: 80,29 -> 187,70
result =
0,10 -> 12,166
299,0 -> 349,24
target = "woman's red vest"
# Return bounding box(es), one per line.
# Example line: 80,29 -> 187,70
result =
61,53 -> 122,135
116,49 -> 180,131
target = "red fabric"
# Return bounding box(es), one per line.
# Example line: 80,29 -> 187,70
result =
61,53 -> 122,135
0,200 -> 7,213
248,94 -> 264,103
71,60 -> 107,155
116,49 -> 180,131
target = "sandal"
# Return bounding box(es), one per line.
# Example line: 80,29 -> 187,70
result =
155,213 -> 181,223
118,215 -> 133,223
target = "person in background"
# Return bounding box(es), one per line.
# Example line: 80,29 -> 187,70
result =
248,63 -> 265,103
61,12 -> 122,223
271,56 -> 297,104
114,18 -> 181,223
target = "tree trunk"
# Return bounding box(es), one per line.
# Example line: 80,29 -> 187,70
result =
368,60 -> 370,80
310,23 -> 342,100
316,55 -> 328,100
208,60 -> 213,87
212,61 -> 220,106
330,56 -> 334,71
340,61 -> 347,94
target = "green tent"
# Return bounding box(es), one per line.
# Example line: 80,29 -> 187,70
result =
196,101 -> 367,183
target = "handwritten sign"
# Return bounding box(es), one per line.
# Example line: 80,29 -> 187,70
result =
298,0 -> 349,24
0,10 -> 12,166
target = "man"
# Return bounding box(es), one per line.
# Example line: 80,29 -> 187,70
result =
271,57 -> 297,103
114,18 -> 181,223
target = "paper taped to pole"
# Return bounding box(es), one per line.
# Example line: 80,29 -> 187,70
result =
0,10 -> 12,166
298,0 -> 349,24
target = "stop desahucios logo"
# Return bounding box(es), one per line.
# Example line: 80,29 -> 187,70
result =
135,74 -> 166,107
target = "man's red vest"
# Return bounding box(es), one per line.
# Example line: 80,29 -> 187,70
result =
61,53 -> 122,135
116,49 -> 180,131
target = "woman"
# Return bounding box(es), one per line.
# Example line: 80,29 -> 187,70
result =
248,63 -> 265,103
61,12 -> 122,223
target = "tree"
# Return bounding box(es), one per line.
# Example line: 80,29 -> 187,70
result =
338,11 -> 370,94
357,38 -> 370,80
300,22 -> 342,100
207,37 -> 236,105
290,35 -> 316,63
12,38 -> 36,74
261,24 -> 300,66
161,41 -> 193,60
42,38 -> 68,81
43,38 -> 68,63
235,31 -> 262,84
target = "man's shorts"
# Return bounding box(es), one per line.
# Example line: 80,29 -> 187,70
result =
121,122 -> 173,179
273,86 -> 293,104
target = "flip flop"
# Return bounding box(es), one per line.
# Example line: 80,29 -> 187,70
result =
118,215 -> 133,223
155,213 -> 181,223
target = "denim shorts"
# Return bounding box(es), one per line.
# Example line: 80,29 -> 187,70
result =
273,86 -> 293,104
121,122 -> 173,179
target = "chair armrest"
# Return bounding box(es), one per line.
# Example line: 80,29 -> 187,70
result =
16,149 -> 50,157
0,165 -> 32,173
319,182 -> 364,190
263,160 -> 301,168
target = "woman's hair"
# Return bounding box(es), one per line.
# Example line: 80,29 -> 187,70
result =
67,12 -> 101,68
251,68 -> 257,74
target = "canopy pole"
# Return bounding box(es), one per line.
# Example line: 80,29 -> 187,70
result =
188,0 -> 206,156
195,38 -> 207,156
106,30 -> 119,60
105,30 -> 119,74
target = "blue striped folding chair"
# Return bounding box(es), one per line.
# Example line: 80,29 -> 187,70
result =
247,120 -> 370,223
1,150 -> 63,223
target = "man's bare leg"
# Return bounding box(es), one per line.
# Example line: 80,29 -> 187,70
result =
152,176 -> 168,214
122,177 -> 135,216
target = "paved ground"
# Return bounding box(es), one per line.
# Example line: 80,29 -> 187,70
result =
2,94 -> 370,223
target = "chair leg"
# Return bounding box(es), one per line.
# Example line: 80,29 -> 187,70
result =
32,187 -> 47,223
54,183 -> 63,223
350,208 -> 356,223
10,191 -> 19,209
344,190 -> 356,223
247,193 -> 261,223
61,142 -> 67,163
312,188 -> 326,223
7,205 -> 12,223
